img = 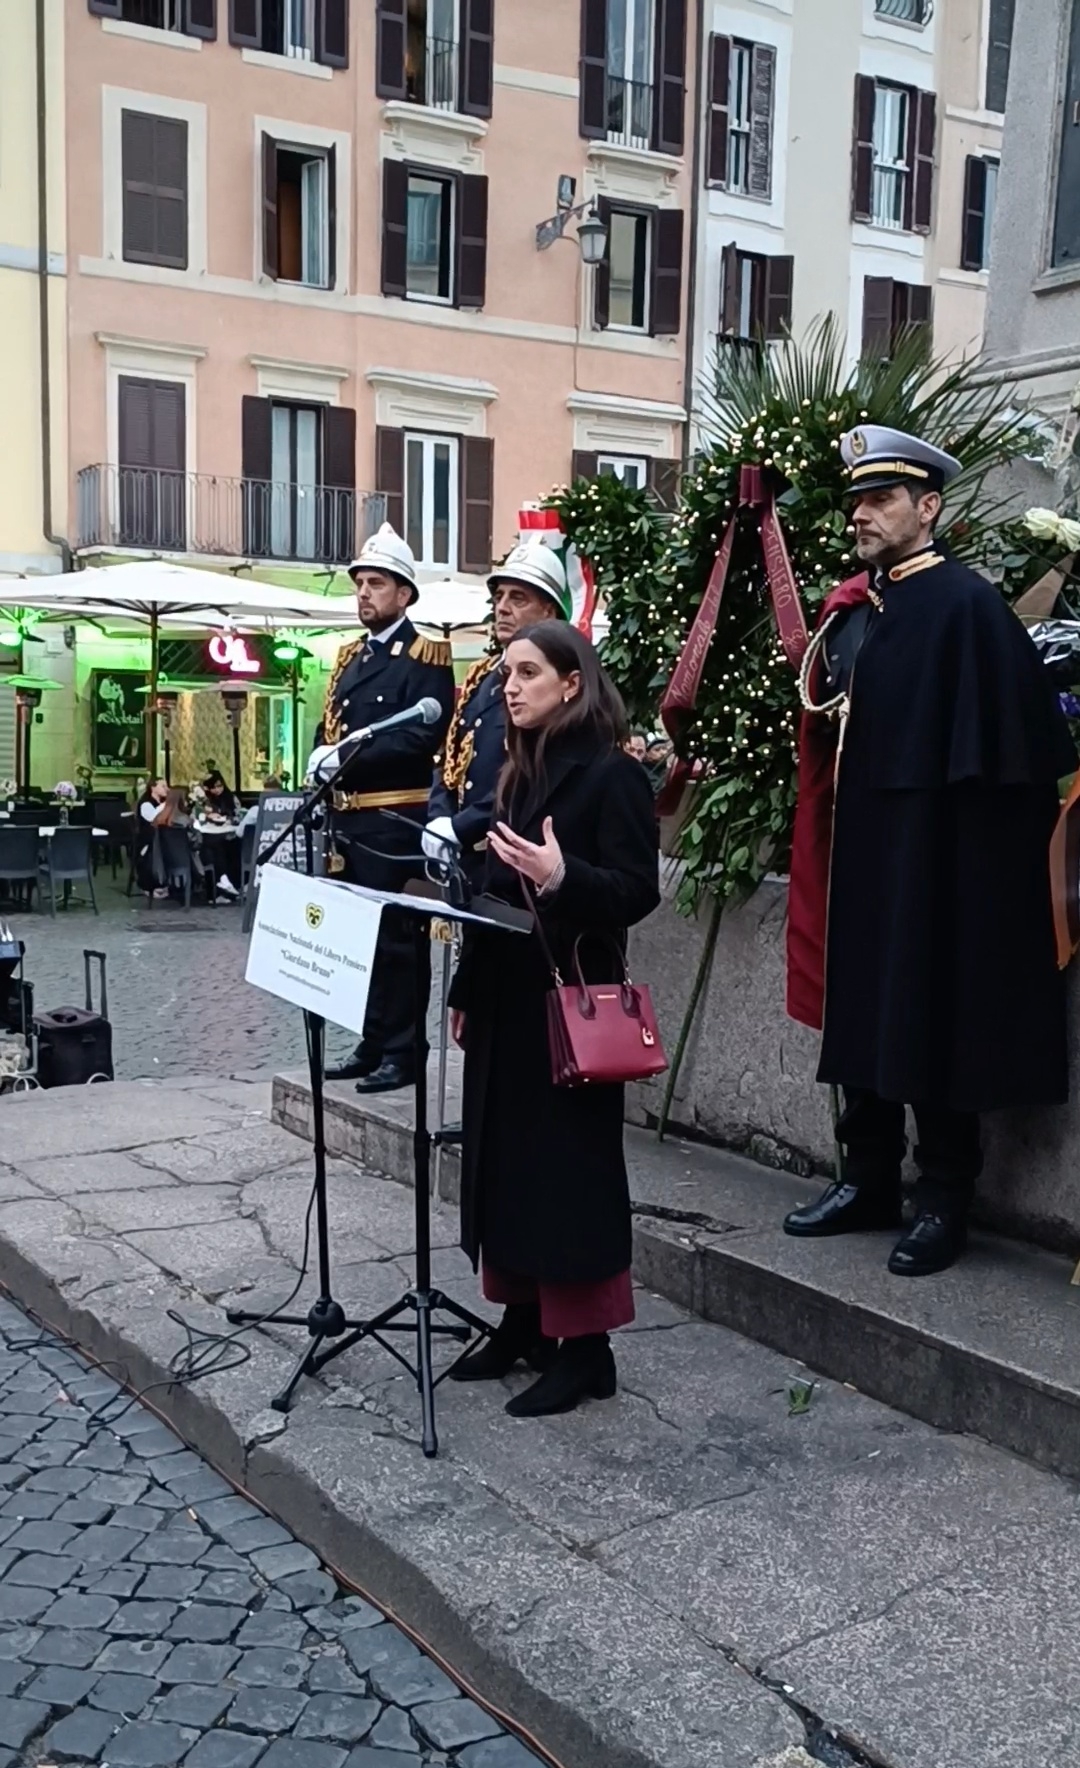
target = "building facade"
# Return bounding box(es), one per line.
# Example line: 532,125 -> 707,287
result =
689,0 -> 1012,446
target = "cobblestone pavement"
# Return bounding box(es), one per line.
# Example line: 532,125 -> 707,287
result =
0,1294 -> 542,1768
3,882 -> 440,1083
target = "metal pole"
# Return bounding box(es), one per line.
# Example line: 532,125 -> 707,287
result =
291,662 -> 300,789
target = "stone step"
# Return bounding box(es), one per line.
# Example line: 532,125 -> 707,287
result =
273,1066 -> 1080,1485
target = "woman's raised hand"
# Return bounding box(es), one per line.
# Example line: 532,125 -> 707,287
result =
489,816 -> 563,890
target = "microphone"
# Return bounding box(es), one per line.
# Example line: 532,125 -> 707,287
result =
341,697 -> 443,746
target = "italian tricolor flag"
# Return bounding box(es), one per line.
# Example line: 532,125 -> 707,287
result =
518,506 -> 598,641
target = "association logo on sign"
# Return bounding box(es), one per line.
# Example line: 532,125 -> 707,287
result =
305,903 -> 324,930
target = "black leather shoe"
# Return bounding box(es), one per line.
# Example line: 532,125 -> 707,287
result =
887,1211 -> 966,1277
783,1181 -> 903,1238
325,1048 -> 378,1082
449,1305 -> 558,1383
353,1060 -> 415,1095
505,1334 -> 617,1418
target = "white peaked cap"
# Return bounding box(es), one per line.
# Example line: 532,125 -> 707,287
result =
348,523 -> 419,594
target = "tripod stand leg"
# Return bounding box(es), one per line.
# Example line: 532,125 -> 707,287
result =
271,1335 -> 325,1414
414,1290 -> 438,1458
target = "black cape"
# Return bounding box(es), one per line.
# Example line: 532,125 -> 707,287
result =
818,549 -> 1077,1113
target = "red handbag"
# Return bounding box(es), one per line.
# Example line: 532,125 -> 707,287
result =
524,886 -> 668,1087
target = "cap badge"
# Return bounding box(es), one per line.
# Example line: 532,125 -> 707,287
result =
850,429 -> 867,458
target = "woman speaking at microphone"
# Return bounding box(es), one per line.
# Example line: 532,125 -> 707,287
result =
447,624 -> 660,1417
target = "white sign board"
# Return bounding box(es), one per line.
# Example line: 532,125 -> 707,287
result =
245,866 -> 382,1036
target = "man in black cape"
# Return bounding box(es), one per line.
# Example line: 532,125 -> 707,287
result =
784,425 -> 1076,1276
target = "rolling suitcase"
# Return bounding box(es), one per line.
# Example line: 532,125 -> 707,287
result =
35,950 -> 114,1088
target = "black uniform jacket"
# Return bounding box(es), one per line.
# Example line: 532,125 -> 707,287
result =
428,656 -> 505,880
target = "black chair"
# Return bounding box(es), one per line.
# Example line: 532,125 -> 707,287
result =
0,827 -> 40,911
39,827 -> 97,917
91,797 -> 130,879
10,806 -> 42,826
154,826 -> 197,910
239,822 -> 257,902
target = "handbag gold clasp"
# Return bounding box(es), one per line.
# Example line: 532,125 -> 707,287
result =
641,1027 -> 655,1046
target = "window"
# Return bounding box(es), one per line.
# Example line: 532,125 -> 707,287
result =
1053,0 -> 1080,267
707,36 -> 775,197
376,427 -> 493,572
121,111 -> 188,270
241,396 -> 356,563
961,155 -> 999,270
381,161 -> 488,308
87,0 -> 216,38
719,245 -> 793,342
375,0 -> 492,117
862,276 -> 932,361
227,0 -> 348,68
406,0 -> 459,109
985,0 -> 1015,113
579,0 -> 687,158
852,75 -> 936,233
117,376 -> 186,550
874,0 -> 932,22
594,199 -> 684,335
261,136 -> 335,289
598,455 -> 648,488
571,452 -> 681,507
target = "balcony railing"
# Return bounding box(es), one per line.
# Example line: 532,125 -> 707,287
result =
77,466 -> 386,568
406,35 -> 460,112
875,0 -> 933,22
604,75 -> 655,151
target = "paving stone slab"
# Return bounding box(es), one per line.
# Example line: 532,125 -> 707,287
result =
158,1644 -> 242,1686
294,1694 -> 381,1745
259,1740 -> 346,1768
0,1584 -> 53,1625
0,1669 -> 30,1703
137,1567 -> 206,1602
25,1628 -> 110,1669
184,1730 -> 270,1768
93,1640 -> 173,1678
22,1667 -> 98,1709
248,1543 -> 320,1581
0,1695 -> 50,1750
457,1741 -> 544,1768
196,1571 -> 260,1608
153,1686 -> 236,1730
166,1603 -> 246,1643
226,1688 -> 311,1735
107,1719 -> 202,1767
110,1601 -> 181,1636
90,1673 -> 162,1716
8,1550 -> 83,1585
412,1701 -> 503,1752
234,1612 -> 307,1650
41,1593 -> 121,1631
45,1705 -> 121,1761
307,1660 -> 365,1696
229,1648 -> 309,1689
366,1708 -> 419,1754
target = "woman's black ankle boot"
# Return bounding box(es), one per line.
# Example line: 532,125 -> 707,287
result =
504,1333 -> 617,1417
449,1304 -> 557,1382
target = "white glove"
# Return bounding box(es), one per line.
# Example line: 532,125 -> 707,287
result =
422,817 -> 460,861
305,744 -> 343,783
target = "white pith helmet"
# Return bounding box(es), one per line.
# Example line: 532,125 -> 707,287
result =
488,540 -> 571,620
348,524 -> 419,601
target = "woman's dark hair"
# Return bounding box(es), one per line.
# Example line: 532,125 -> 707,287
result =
157,788 -> 187,828
497,623 -> 628,810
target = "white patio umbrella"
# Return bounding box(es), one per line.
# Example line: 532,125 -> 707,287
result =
410,577 -> 491,636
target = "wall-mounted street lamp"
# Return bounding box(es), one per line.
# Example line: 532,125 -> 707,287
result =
535,176 -> 608,265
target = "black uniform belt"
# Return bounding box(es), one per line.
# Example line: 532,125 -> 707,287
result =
332,788 -> 429,812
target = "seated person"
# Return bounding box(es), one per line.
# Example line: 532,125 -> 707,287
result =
135,779 -> 168,897
201,770 -> 239,825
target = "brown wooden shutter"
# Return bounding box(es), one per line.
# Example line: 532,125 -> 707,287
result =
747,44 -> 775,200
375,427 -> 406,536
910,89 -> 936,234
316,0 -> 349,66
650,208 -> 684,336
119,378 -> 185,472
325,146 -> 337,288
460,438 -> 494,574
653,0 -> 686,156
229,0 -> 261,46
580,0 -> 608,140
322,405 -> 356,564
456,174 -> 488,309
763,255 -> 793,339
88,0 -> 123,16
571,451 -> 599,481
122,112 -> 188,270
261,133 -> 279,279
184,0 -> 217,38
985,0 -> 1014,113
119,378 -> 152,470
719,241 -> 740,334
375,0 -> 407,97
861,276 -> 894,359
381,159 -> 408,298
707,35 -> 730,185
906,283 -> 933,340
648,458 -> 681,510
593,195 -> 611,328
961,155 -> 988,271
852,74 -> 875,223
460,0 -> 494,119
242,396 -> 273,557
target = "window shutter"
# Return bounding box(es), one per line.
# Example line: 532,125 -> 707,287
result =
571,451 -> 599,481
707,36 -> 730,185
184,0 -> 217,38
316,0 -> 349,66
460,0 -> 494,119
906,283 -> 933,341
650,207 -> 684,337
851,74 -> 875,223
861,276 -> 894,359
119,378 -> 153,469
460,437 -> 494,575
261,133 -> 279,280
580,0 -> 608,141
381,159 -> 408,298
375,0 -> 407,98
762,255 -> 793,339
911,89 -> 936,233
961,155 -> 988,271
653,0 -> 687,157
747,44 -> 775,199
648,458 -> 681,510
1053,1 -> 1080,266
120,379 -> 185,471
985,0 -> 1015,114
154,117 -> 188,269
375,427 -> 406,536
88,0 -> 123,16
322,405 -> 356,564
456,174 -> 488,309
122,112 -> 188,271
593,195 -> 612,329
326,146 -> 337,288
720,241 -> 740,334
242,395 -> 273,557
229,0 -> 262,46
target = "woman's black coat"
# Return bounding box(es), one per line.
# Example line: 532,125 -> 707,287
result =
449,731 -> 660,1285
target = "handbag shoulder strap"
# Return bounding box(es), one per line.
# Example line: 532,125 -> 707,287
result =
518,876 -> 564,984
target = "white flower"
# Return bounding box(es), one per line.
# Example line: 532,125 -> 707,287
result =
1024,507 -> 1065,542
1058,517 -> 1080,551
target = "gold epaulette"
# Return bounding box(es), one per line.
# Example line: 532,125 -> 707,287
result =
438,652 -> 499,799
322,638 -> 366,746
409,633 -> 453,668
888,552 -> 944,583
